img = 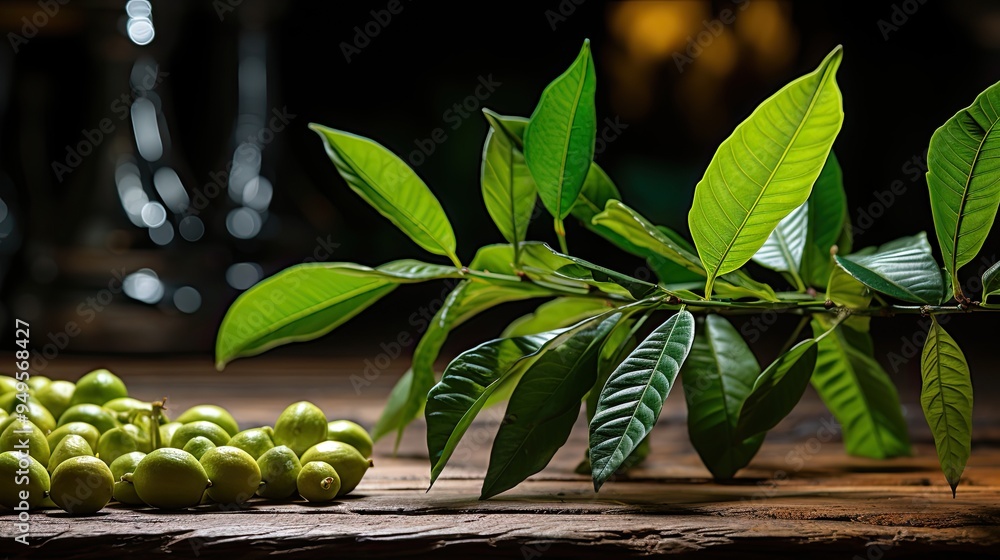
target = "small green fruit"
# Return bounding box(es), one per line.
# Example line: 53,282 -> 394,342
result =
200,446 -> 261,506
97,427 -> 139,466
35,380 -> 75,419
297,461 -> 340,502
131,448 -> 209,509
176,405 -> 239,437
0,376 -> 18,394
70,369 -> 128,407
0,451 -> 49,509
27,376 -> 51,392
182,436 -> 216,460
58,404 -> 119,433
158,422 -> 183,448
300,441 -> 372,496
110,451 -> 146,505
171,421 -> 231,449
227,427 -> 274,460
48,434 -> 94,472
49,455 -> 114,515
273,401 -> 327,457
47,422 -> 101,452
1,418 -> 50,466
0,396 -> 56,434
256,445 -> 301,499
326,420 -> 373,458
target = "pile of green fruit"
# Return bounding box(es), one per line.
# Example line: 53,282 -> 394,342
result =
0,369 -> 374,514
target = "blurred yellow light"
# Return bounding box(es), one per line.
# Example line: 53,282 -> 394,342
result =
736,1 -> 798,74
611,1 -> 706,61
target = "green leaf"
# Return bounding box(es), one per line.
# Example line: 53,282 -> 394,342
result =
502,297 -> 612,338
481,313 -> 621,499
714,272 -> 780,302
810,317 -> 910,459
481,110 -> 538,259
524,39 -> 597,222
920,316 -> 974,496
571,163 -> 622,224
488,299 -> 627,409
379,245 -> 552,443
335,260 -> 463,282
751,202 -> 808,286
834,233 -> 945,304
982,261 -> 1000,303
682,315 -> 765,479
480,107 -> 616,233
593,201 -> 706,277
645,255 -> 706,287
587,315 -> 642,423
836,208 -> 854,255
520,242 -> 659,300
688,46 -> 844,296
592,201 -> 778,299
425,330 -> 560,486
215,264 -> 397,369
309,124 -> 460,265
484,110 -> 529,149
926,80 -> 1000,299
826,260 -> 873,331
371,369 -> 414,444
801,152 -> 848,287
574,438 -> 649,476
589,310 -> 696,490
736,338 -> 820,440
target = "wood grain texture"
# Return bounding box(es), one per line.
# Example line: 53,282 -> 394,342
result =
8,356 -> 1000,558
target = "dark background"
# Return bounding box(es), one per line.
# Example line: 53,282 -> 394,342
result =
0,0 -> 998,392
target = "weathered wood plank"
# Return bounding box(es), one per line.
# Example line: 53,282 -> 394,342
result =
4,356 -> 1000,558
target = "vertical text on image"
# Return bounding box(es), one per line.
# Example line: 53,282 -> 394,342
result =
12,318 -> 33,545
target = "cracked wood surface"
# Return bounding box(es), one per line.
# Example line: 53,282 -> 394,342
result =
5,356 -> 1000,558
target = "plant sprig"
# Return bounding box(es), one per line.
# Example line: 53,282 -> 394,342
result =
215,40 -> 997,499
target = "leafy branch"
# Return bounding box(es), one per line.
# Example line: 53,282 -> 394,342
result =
215,41 -> 996,499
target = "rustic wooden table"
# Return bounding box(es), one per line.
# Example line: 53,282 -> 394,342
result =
6,357 -> 1000,558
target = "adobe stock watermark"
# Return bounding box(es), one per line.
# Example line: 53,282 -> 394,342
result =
878,0 -> 928,41
340,0 -> 413,63
350,278 -> 463,394
521,539 -> 554,559
743,416 -> 841,504
213,0 -> 244,21
674,0 -> 750,73
28,266 -> 131,373
594,116 -> 628,156
851,149 -> 927,239
544,0 -> 586,31
739,309 -> 787,345
393,74 -> 501,171
51,66 -> 169,183
7,0 -> 70,53
185,106 -> 295,217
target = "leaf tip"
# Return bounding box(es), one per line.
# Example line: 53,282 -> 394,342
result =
825,44 -> 844,69
392,429 -> 404,455
479,485 -> 497,501
948,476 -> 960,498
